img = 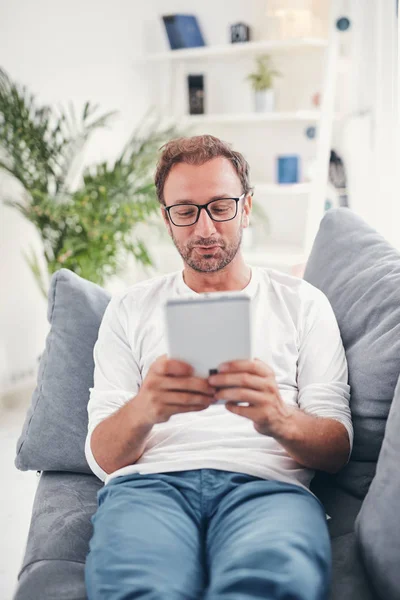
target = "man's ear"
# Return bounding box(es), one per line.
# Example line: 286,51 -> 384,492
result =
161,206 -> 167,224
242,193 -> 252,229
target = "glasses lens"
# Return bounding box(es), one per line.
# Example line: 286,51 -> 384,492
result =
169,205 -> 198,226
208,199 -> 237,221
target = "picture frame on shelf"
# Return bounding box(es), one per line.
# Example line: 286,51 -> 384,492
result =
187,75 -> 205,115
230,22 -> 251,43
162,14 -> 206,50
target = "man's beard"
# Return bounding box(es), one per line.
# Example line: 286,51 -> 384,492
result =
170,219 -> 243,273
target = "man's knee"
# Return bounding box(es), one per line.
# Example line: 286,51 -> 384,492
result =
85,548 -> 205,600
209,533 -> 331,600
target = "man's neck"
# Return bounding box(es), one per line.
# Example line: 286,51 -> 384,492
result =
182,255 -> 251,294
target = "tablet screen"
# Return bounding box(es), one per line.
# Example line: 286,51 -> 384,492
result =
164,293 -> 253,379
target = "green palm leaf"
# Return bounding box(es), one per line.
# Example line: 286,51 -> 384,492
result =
0,69 -> 182,293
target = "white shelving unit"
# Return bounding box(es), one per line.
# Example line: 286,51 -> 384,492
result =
137,6 -> 345,274
136,38 -> 328,63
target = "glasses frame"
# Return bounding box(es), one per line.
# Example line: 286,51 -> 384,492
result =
163,192 -> 249,227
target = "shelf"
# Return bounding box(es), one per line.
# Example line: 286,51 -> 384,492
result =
179,110 -> 321,126
254,183 -> 311,195
136,38 -> 328,63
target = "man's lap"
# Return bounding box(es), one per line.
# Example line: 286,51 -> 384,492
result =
85,469 -> 331,600
203,472 -> 331,599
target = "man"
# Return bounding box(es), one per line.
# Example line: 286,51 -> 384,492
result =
84,135 -> 353,600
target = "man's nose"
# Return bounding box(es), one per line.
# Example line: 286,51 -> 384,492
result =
194,207 -> 218,237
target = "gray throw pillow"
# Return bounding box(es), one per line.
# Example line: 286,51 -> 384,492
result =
15,268 -> 111,473
355,372 -> 400,600
304,208 -> 400,498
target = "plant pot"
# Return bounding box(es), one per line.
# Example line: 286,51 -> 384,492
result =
254,89 -> 274,113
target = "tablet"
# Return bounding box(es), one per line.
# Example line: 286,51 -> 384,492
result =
164,292 -> 253,405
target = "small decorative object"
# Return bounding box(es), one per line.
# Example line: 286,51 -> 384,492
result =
188,75 -> 205,115
230,22 -> 251,43
246,54 -> 281,113
277,155 -> 299,184
329,149 -> 349,207
305,125 -> 317,140
336,16 -> 351,32
162,14 -> 205,50
311,91 -> 321,108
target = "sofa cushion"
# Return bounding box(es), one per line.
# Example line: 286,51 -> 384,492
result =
14,471 -> 101,600
17,471 -> 101,570
304,208 -> 400,497
14,560 -> 87,600
329,533 -> 377,600
15,269 -> 110,473
310,471 -> 363,539
355,372 -> 400,600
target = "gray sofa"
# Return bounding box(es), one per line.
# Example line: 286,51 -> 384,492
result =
14,208 -> 400,600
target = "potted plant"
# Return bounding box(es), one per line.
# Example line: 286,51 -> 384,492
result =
0,68 -> 178,297
246,54 -> 281,112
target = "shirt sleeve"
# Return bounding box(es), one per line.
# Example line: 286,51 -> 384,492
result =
85,293 -> 142,481
297,288 -> 354,464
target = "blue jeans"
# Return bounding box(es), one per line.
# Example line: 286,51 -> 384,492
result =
85,469 -> 331,599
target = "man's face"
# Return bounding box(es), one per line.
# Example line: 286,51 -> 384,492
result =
162,157 -> 252,273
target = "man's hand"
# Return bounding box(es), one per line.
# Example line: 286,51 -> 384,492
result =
208,358 -> 295,437
136,355 -> 216,426
208,358 -> 351,473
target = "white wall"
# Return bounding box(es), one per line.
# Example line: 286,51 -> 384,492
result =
0,0 -> 268,392
1,0 -> 397,393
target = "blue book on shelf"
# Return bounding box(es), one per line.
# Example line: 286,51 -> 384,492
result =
162,15 -> 205,50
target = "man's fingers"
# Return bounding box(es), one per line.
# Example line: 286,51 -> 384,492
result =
159,376 -> 215,396
218,359 -> 273,377
162,391 -> 214,406
153,355 -> 194,377
209,372 -> 265,391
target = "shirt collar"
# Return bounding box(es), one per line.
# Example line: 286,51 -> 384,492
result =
176,266 -> 259,299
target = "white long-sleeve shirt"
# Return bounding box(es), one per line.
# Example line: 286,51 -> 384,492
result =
85,266 -> 353,502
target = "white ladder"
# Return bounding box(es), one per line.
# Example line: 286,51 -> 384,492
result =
304,2 -> 351,256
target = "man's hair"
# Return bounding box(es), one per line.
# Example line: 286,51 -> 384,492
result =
154,134 -> 253,204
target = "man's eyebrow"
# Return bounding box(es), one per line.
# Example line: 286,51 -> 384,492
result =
173,194 -> 235,204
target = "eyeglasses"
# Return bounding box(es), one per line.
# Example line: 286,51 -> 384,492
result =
163,192 -> 247,227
